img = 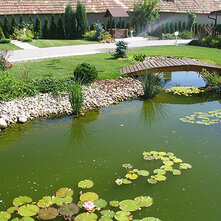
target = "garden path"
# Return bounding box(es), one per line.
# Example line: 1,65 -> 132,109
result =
8,38 -> 191,63
10,40 -> 39,49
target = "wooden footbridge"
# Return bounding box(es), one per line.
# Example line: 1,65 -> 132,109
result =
119,58 -> 221,75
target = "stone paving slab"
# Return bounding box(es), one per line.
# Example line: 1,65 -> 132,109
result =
10,40 -> 39,50
8,38 -> 191,63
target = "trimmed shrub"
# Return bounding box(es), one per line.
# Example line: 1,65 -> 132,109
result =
34,15 -> 42,39
3,15 -> 10,38
64,4 -> 75,39
42,17 -> 50,39
76,0 -> 89,38
0,39 -> 11,43
111,40 -> 128,58
11,15 -> 18,34
19,14 -> 25,29
179,31 -> 193,39
57,15 -> 65,39
188,40 -> 200,46
50,14 -> 57,39
90,23 -> 95,30
162,33 -> 175,40
73,63 -> 98,84
133,54 -> 146,62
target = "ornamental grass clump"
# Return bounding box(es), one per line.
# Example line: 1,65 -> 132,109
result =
140,72 -> 163,99
68,81 -> 83,116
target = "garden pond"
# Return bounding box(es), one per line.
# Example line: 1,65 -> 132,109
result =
0,71 -> 220,220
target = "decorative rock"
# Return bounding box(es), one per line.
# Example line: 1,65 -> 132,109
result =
18,116 -> 28,123
0,118 -> 7,129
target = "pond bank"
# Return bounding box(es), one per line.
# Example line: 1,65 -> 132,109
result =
0,77 -> 143,130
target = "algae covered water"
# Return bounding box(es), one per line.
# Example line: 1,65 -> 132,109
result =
0,71 -> 220,220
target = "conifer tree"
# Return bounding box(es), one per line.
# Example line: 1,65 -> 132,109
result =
90,23 -> 95,30
0,20 -> 3,30
64,4 -> 74,39
165,23 -> 170,34
102,23 -> 106,30
162,24 -> 166,34
11,15 -> 18,34
182,21 -> 187,31
170,22 -> 175,33
76,0 -> 89,38
57,15 -> 65,39
3,15 -> 10,38
42,17 -> 50,39
122,20 -> 125,28
28,15 -> 34,33
0,27 -> 5,39
50,14 -> 57,39
34,15 -> 42,39
19,14 -> 25,29
112,19 -> 116,28
175,22 -> 178,31
178,21 -> 182,32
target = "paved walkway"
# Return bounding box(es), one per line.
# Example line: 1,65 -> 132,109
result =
11,40 -> 39,49
8,38 -> 191,63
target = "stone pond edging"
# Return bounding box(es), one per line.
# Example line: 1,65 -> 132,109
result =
0,77 -> 143,130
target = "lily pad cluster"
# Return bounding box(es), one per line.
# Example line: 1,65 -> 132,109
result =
0,179 -> 160,221
116,151 -> 192,186
180,110 -> 221,126
165,86 -> 205,96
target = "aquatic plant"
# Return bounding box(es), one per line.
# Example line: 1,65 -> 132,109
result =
0,179 -> 160,221
139,72 -> 163,99
201,69 -> 221,86
115,151 -> 192,186
165,86 -> 205,96
180,109 -> 221,126
68,81 -> 83,115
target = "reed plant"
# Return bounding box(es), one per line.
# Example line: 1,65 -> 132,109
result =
68,81 -> 83,115
139,71 -> 163,99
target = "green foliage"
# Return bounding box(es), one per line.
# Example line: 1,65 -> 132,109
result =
68,81 -> 83,115
28,15 -> 34,33
34,15 -> 42,39
162,33 -> 175,40
133,53 -> 146,62
112,40 -> 128,58
42,17 -> 50,39
0,51 -> 12,71
175,22 -> 178,31
90,23 -> 95,30
165,23 -> 170,34
64,4 -> 75,39
102,23 -> 106,30
165,86 -> 205,96
178,21 -> 182,32
73,63 -> 98,84
19,14 -> 25,29
194,23 -> 198,35
182,21 -> 187,31
139,72 -> 163,99
116,21 -> 120,28
179,30 -> 194,39
57,15 -> 65,39
126,22 -> 130,29
0,38 -> 10,44
11,15 -> 18,35
50,14 -> 57,39
76,0 -> 89,38
201,69 -> 221,86
170,22 -> 175,34
112,19 -> 116,28
0,19 -> 3,30
187,11 -> 196,31
133,0 -> 159,28
3,15 -> 10,38
13,28 -> 34,41
162,24 -> 166,34
0,27 -> 5,39
106,20 -> 110,30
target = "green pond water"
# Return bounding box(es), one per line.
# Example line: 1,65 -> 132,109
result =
0,71 -> 221,220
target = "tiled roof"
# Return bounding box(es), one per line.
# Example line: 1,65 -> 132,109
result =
0,0 -> 220,15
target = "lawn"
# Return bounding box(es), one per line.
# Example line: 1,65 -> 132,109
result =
0,43 -> 21,50
8,45 -> 221,81
30,39 -> 99,48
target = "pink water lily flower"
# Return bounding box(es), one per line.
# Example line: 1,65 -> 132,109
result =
83,201 -> 95,211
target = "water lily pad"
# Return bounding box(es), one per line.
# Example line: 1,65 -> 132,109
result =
75,212 -> 98,221
21,217 -> 35,221
121,179 -> 132,184
150,151 -> 158,155
141,218 -> 161,221
134,196 -> 153,207
172,169 -> 181,175
37,208 -> 58,220
7,207 -> 17,214
154,175 -> 166,182
133,169 -> 139,173
119,200 -> 140,212
109,201 -> 119,207
147,178 -> 157,184
163,161 -> 174,166
99,217 -> 113,221
114,211 -> 132,221
77,201 -> 84,208
52,195 -> 73,205
94,199 -> 107,208
158,152 -> 167,156
143,155 -> 154,161
37,196 -> 52,208
143,152 -> 151,156
153,169 -> 166,175
58,203 -> 79,217
80,192 -> 99,202
160,165 -> 173,171
138,170 -> 149,177
167,152 -> 174,156
179,163 -> 192,170
13,196 -> 32,207
125,173 -> 138,180
169,155 -> 176,160
122,164 -> 133,169
11,218 -> 19,221
0,211 -> 11,221
161,157 -> 170,161
100,210 -> 115,218
78,180 -> 94,189
18,204 -> 39,217
56,188 -> 73,198
173,158 -> 183,163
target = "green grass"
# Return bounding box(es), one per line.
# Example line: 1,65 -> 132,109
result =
7,45 -> 221,81
0,43 -> 21,50
30,39 -> 99,48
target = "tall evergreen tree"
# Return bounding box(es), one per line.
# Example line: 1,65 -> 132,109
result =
42,17 -> 50,39
122,20 -> 125,28
90,23 -> 95,30
165,23 -> 170,34
50,14 -> 57,39
76,0 -> 89,38
112,19 -> 116,28
175,22 -> 178,31
11,15 -> 18,34
19,14 -> 25,29
0,27 -> 5,39
162,24 -> 166,34
3,15 -> 10,38
57,15 -> 65,39
170,22 -> 175,33
187,11 -> 196,32
28,15 -> 34,33
64,4 -> 74,39
0,20 -> 3,30
182,21 -> 187,31
178,20 -> 182,32
34,15 -> 42,39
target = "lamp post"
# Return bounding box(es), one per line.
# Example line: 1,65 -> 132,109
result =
174,31 -> 179,46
